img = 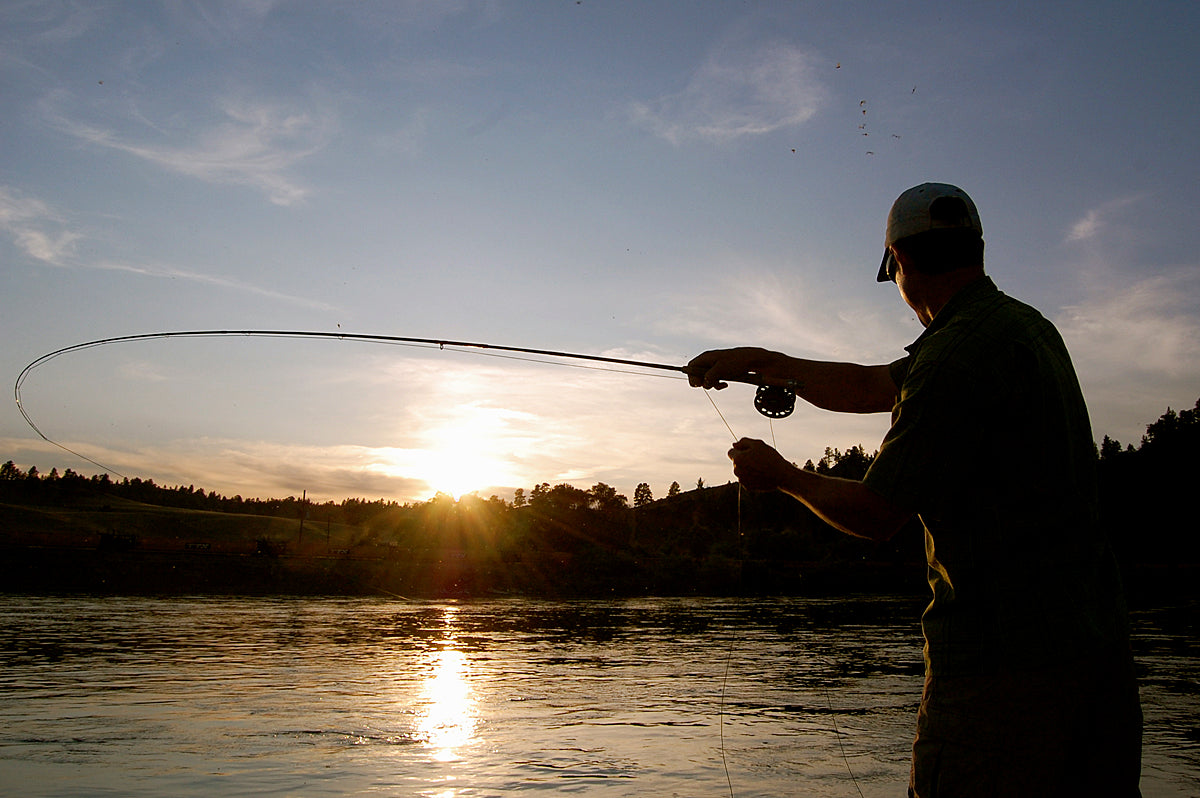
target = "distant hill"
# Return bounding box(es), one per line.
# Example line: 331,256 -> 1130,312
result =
3,397 -> 1198,599
0,477 -> 925,598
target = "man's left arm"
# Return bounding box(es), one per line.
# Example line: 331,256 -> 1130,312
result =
729,438 -> 912,542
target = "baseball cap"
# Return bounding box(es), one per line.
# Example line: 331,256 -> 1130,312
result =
877,183 -> 983,282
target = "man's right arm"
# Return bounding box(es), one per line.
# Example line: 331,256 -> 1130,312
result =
687,347 -> 897,414
728,437 -> 912,541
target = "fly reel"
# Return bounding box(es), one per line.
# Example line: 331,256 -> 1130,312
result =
753,384 -> 796,418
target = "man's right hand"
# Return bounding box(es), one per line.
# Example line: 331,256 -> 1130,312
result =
686,347 -> 782,390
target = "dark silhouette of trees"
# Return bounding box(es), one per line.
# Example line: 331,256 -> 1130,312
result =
588,482 -> 627,511
809,445 -> 876,478
1098,397 -> 1200,568
4,397 -> 1197,597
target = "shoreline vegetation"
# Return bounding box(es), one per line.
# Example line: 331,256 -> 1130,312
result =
3,399 -> 1198,602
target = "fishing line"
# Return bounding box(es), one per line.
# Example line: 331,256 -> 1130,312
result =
701,388 -> 741,798
16,329 -> 799,795
718,639 -> 736,798
701,397 -> 860,798
703,389 -> 738,442
14,329 -> 796,478
825,684 -> 866,798
13,330 -> 685,478
12,329 -> 719,399
701,388 -> 743,538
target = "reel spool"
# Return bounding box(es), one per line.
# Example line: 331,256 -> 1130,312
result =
753,384 -> 796,418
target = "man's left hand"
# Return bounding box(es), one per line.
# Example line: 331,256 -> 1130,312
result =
728,438 -> 796,492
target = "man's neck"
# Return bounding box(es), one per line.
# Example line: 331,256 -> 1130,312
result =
910,267 -> 987,327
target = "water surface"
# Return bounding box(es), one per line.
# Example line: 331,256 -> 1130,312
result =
1,595 -> 1195,797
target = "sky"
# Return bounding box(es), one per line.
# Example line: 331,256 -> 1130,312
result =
3,0 -> 1199,505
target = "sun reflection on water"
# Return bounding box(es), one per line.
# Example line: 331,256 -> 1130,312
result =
416,608 -> 477,762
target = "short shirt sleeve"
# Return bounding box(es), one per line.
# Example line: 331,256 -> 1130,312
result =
863,349 -> 976,512
887,355 -> 910,388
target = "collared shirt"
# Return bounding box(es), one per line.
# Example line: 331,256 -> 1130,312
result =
863,277 -> 1129,676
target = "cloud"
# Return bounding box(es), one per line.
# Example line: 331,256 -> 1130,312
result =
630,42 -> 827,145
1065,194 -> 1146,243
0,2 -> 105,47
36,8 -> 103,46
92,259 -> 340,311
157,0 -> 285,49
192,441 -> 434,502
20,436 -> 434,503
0,184 -> 335,308
10,359 -> 670,503
119,360 -> 172,383
656,261 -> 910,362
1058,271 -> 1200,381
1066,209 -> 1102,243
0,186 -> 79,264
8,337 -> 893,504
44,93 -> 334,206
1055,269 -> 1200,443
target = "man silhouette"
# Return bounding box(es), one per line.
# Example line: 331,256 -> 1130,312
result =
689,183 -> 1142,797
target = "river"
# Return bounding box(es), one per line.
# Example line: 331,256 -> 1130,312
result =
1,595 -> 1195,797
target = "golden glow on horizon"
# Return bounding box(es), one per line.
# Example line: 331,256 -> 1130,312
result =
415,408 -> 525,500
421,446 -> 507,501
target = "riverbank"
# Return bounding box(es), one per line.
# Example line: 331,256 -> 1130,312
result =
0,539 -> 932,598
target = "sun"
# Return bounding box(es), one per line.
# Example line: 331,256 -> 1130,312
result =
370,404 -> 531,501
423,443 -> 508,500
418,412 -> 521,499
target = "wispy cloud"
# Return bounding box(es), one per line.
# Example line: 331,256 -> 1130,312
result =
0,184 -> 336,309
1066,209 -> 1102,243
657,259 -> 910,362
39,10 -> 103,45
1065,194 -> 1147,243
119,360 -> 172,383
1056,269 -> 1200,443
92,259 -> 339,312
44,93 -> 334,206
0,186 -> 78,264
185,440 -> 435,503
0,2 -> 104,47
631,42 -> 827,145
1058,271 -> 1200,381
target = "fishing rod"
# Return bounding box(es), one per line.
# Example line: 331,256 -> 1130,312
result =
14,329 -> 798,474
11,331 -> 809,795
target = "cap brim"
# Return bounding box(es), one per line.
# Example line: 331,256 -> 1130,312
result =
877,249 -> 893,283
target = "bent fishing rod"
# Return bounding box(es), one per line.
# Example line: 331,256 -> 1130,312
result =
14,330 -> 799,474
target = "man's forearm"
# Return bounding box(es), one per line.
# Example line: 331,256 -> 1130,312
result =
780,358 -> 897,414
688,347 -> 896,415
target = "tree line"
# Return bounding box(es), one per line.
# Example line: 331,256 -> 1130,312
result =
3,396 -> 1199,590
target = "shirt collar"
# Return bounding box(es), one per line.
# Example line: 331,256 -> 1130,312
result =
904,276 -> 999,354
